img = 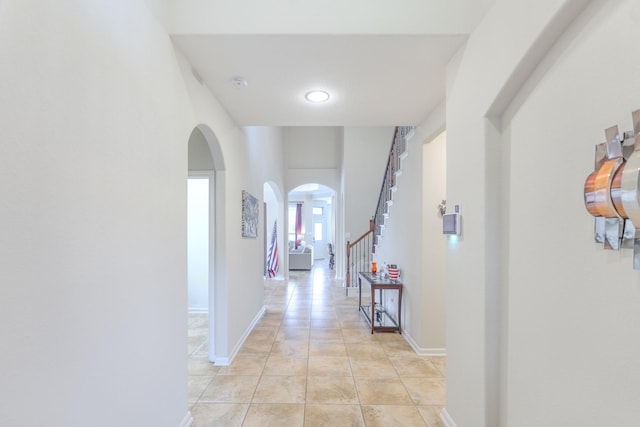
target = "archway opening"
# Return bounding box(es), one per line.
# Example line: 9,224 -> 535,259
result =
187,125 -> 226,364
287,183 -> 337,273
263,181 -> 284,280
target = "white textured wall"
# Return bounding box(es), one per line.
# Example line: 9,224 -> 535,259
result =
247,127 -> 285,282
443,0 -> 640,426
340,126 -> 390,284
168,0 -> 494,35
172,45 -> 277,363
0,2 -> 285,425
0,2 -> 191,425
284,126 -> 342,273
342,127 -> 394,238
504,1 -> 640,425
188,127 -> 215,171
285,126 -> 341,170
371,136 -> 423,348
422,131 -> 447,352
372,128 -> 446,353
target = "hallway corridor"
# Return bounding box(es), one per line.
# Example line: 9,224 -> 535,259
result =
187,263 -> 446,426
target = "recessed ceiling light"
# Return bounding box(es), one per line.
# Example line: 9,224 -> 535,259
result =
305,90 -> 330,103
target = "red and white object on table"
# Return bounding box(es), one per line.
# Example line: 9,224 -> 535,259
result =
387,265 -> 399,280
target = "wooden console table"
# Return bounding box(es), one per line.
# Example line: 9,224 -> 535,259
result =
358,272 -> 402,334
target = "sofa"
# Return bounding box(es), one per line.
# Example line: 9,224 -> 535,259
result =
289,244 -> 314,270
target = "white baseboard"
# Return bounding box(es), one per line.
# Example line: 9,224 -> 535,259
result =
178,411 -> 193,427
440,408 -> 457,427
214,305 -> 266,366
213,356 -> 230,366
402,331 -> 446,356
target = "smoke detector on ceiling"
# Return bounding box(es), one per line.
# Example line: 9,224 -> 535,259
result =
231,77 -> 248,88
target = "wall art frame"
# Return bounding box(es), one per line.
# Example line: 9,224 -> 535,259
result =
241,190 -> 259,238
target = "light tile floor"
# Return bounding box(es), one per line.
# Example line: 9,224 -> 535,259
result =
188,262 -> 446,427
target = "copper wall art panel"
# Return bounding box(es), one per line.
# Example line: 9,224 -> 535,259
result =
583,109 -> 640,268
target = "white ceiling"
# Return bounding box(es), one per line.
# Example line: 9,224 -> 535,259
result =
289,183 -> 335,202
172,34 -> 467,126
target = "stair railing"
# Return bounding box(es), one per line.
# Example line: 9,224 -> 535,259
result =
344,126 -> 413,295
345,219 -> 374,293
372,126 -> 413,244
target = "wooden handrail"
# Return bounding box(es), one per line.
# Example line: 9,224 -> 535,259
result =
345,221 -> 375,292
348,219 -> 374,248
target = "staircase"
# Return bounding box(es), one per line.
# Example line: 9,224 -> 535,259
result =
345,126 -> 414,293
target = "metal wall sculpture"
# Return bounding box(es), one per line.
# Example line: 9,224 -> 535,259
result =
583,109 -> 640,268
241,190 -> 259,238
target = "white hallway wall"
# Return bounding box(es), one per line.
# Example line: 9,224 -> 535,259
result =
0,1 -> 284,426
443,0 -> 640,426
176,57 -> 287,363
248,126 -> 286,281
504,1 -> 640,425
422,131 -> 447,353
285,127 -> 342,274
372,122 -> 447,354
284,126 -> 392,276
342,127 -> 394,240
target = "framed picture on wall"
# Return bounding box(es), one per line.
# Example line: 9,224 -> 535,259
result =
241,190 -> 259,238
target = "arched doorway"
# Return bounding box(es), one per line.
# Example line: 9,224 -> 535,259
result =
287,183 -> 337,272
263,181 -> 284,279
187,125 -> 226,363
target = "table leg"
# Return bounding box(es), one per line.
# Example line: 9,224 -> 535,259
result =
358,277 -> 362,313
371,285 -> 375,334
398,287 -> 402,334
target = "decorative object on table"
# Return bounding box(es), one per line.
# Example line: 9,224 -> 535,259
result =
241,190 -> 259,238
371,261 -> 377,274
387,264 -> 399,280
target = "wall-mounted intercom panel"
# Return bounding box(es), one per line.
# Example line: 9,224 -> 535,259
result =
442,204 -> 461,236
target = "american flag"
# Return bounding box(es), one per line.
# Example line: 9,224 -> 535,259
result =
266,220 -> 279,278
